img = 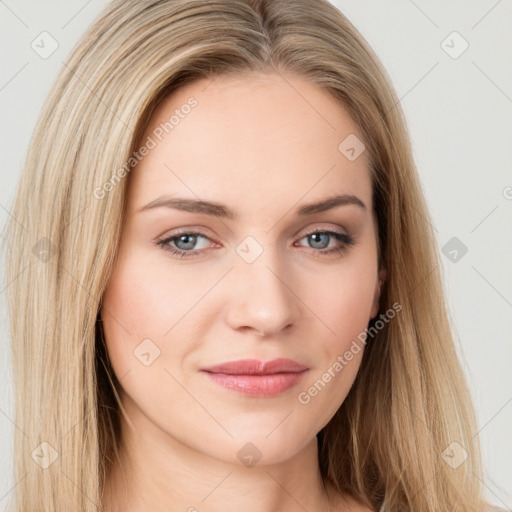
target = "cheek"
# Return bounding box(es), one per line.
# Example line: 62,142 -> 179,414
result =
99,250 -> 216,376
294,271 -> 376,431
101,249 -> 203,332
100,252 -> 164,377
306,255 -> 378,350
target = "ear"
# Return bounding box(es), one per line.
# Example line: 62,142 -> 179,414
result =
370,267 -> 387,319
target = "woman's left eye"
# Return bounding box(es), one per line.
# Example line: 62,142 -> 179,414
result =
295,230 -> 355,258
156,229 -> 354,259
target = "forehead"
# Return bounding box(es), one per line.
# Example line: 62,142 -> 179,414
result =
127,71 -> 372,215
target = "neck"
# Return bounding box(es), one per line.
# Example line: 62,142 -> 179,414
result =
101,396 -> 338,512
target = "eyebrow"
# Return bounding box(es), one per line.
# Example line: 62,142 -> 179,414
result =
136,193 -> 366,219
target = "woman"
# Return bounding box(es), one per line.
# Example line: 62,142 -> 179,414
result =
3,0 -> 502,510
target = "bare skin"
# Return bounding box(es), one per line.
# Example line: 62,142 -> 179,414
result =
100,70 -> 383,512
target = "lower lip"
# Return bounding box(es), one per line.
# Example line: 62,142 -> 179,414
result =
201,370 -> 308,397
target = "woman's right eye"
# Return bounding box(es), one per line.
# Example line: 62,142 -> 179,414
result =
156,232 -> 214,259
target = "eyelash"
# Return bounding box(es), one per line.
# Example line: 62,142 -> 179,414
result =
156,228 -> 355,260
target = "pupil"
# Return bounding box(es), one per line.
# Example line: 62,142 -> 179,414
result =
177,234 -> 196,250
310,233 -> 329,249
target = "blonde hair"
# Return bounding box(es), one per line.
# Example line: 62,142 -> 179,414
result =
3,0 -> 488,510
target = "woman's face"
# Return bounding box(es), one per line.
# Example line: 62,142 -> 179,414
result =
100,71 -> 383,465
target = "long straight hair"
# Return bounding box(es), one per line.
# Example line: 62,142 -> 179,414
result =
3,0 -> 487,510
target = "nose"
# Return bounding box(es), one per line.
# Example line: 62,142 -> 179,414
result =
224,246 -> 300,337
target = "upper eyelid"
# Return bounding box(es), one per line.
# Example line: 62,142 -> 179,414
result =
161,222 -> 351,239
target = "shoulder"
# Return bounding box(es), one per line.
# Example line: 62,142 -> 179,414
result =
334,497 -> 509,512
329,490 -> 374,512
327,486 -> 509,512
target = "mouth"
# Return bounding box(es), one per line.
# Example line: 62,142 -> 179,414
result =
200,358 -> 309,397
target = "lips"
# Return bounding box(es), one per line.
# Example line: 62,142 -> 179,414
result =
200,358 -> 309,397
201,358 -> 309,375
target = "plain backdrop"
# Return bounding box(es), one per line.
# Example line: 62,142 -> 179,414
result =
1,1 -> 511,510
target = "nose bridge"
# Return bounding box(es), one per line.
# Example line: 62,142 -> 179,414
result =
225,235 -> 299,335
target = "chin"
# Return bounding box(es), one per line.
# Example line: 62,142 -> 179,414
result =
197,427 -> 315,468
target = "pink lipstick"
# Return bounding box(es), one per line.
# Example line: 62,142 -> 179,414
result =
200,358 -> 309,397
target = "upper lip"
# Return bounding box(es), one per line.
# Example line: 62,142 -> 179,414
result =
200,358 -> 309,375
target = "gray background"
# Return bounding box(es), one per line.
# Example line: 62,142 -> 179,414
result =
1,1 -> 511,509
